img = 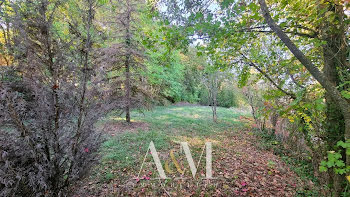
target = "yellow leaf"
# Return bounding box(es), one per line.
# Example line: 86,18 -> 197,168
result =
347,176 -> 350,183
163,37 -> 166,40
288,117 -> 294,123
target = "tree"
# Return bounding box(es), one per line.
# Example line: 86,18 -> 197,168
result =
202,70 -> 220,122
0,0 -> 12,67
258,0 -> 350,193
97,0 -> 150,123
0,0 -> 109,195
157,0 -> 350,194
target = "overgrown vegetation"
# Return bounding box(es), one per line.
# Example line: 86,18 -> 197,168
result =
254,128 -> 322,196
82,106 -> 315,196
0,0 -> 106,196
158,0 -> 350,195
0,0 -> 349,196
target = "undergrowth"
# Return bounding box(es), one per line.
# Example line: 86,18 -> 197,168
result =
254,128 -> 323,196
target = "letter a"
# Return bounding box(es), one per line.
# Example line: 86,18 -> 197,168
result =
138,141 -> 167,179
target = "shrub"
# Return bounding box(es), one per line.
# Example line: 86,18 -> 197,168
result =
0,79 -> 104,196
0,0 -> 110,196
217,87 -> 239,108
199,86 -> 240,108
198,88 -> 210,106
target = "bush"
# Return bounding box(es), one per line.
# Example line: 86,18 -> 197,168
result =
0,1 -> 109,196
0,71 -> 106,196
198,88 -> 210,106
217,87 -> 239,108
198,86 -> 240,108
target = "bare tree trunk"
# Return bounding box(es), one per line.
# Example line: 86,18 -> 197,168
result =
203,72 -> 218,122
244,88 -> 264,132
212,73 -> 218,122
125,56 -> 131,123
124,4 -> 131,123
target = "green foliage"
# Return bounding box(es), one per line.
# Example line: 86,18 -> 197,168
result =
140,12 -> 204,104
217,87 -> 239,108
341,90 -> 350,99
146,49 -> 186,102
198,88 -> 210,106
319,140 -> 350,175
198,85 -> 241,108
97,0 -> 108,5
237,66 -> 250,88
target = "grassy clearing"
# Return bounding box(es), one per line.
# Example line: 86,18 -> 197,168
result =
91,106 -> 249,190
99,106 -> 248,169
79,106 -> 317,196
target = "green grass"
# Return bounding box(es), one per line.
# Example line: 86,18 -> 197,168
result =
95,106 -> 250,182
106,105 -> 248,133
88,105 -> 324,196
102,130 -> 170,168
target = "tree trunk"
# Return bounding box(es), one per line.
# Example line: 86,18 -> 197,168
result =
125,57 -> 131,123
321,3 -> 348,194
322,9 -> 346,193
258,0 -> 350,194
323,42 -> 345,195
211,73 -> 218,122
212,87 -> 217,123
125,8 -> 131,124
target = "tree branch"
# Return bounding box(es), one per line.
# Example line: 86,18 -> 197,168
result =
245,29 -> 317,38
258,0 -> 349,113
240,52 -> 296,99
258,0 -> 350,157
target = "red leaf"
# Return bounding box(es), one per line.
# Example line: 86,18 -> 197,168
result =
52,84 -> 59,90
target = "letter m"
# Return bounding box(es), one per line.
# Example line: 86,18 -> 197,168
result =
180,142 -> 212,179
138,141 -> 213,179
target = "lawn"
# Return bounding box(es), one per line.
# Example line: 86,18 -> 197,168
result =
74,105 -> 318,196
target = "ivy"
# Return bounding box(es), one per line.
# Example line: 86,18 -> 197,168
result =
319,140 -> 350,177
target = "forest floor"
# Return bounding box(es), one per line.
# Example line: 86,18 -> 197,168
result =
73,106 -> 320,196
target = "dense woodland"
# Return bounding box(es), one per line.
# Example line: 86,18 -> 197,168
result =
0,0 -> 350,196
